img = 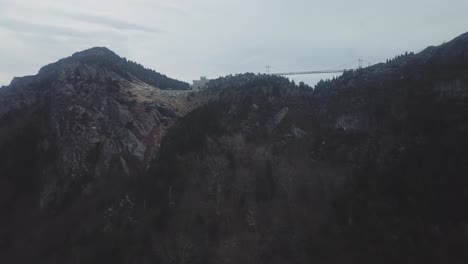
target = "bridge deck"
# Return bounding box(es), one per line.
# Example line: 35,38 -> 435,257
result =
272,69 -> 346,76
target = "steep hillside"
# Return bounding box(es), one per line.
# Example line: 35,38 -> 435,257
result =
121,33 -> 468,264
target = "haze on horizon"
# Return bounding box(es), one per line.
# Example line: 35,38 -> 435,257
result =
0,0 -> 467,87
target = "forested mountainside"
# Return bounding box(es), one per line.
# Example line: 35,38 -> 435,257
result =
1,33 -> 468,263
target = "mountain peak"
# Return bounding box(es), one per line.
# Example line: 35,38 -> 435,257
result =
31,47 -> 190,90
71,47 -> 119,59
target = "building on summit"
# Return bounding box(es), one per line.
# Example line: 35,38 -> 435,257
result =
192,76 -> 209,90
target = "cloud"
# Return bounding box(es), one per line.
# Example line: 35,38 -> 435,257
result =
0,16 -> 88,38
134,0 -> 188,16
53,11 -> 167,34
0,1 -> 167,37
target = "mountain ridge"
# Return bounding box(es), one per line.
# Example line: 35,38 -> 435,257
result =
1,32 -> 468,263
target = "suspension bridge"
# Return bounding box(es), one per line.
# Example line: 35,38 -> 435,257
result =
267,59 -> 370,76
192,60 -> 371,88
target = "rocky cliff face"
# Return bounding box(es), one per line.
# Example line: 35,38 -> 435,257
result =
0,47 -> 192,263
2,33 -> 468,264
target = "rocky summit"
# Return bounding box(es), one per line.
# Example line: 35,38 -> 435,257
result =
1,33 -> 468,264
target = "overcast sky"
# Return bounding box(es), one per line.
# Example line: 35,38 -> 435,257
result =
0,0 -> 467,86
